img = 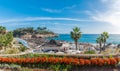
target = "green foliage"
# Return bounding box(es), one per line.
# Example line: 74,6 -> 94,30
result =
70,27 -> 82,50
18,44 -> 27,52
50,64 -> 60,71
21,67 -> 33,71
96,31 -> 109,53
0,26 -> 6,34
0,31 -> 13,47
13,27 -> 55,37
101,32 -> 109,47
0,63 -> 21,70
84,50 -> 96,54
13,27 -> 34,37
3,48 -> 20,54
5,32 -> 14,46
49,64 -> 71,71
109,54 -> 113,58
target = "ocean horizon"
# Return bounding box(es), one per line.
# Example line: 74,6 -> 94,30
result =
50,34 -> 120,44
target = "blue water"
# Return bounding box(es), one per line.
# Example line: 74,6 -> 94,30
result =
50,34 -> 120,44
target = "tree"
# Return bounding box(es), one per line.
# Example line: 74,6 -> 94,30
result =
101,32 -> 109,47
5,32 -> 14,46
0,31 -> 13,47
0,26 -> 6,34
96,36 -> 104,53
70,27 -> 82,50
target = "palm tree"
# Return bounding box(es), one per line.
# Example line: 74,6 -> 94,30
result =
101,32 -> 109,47
70,27 -> 82,50
96,36 -> 104,53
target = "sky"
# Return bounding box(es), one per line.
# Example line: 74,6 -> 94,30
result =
0,0 -> 120,34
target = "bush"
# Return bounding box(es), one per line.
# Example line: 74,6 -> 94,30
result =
18,45 -> 27,52
84,50 -> 96,54
21,67 -> 33,71
3,48 -> 20,54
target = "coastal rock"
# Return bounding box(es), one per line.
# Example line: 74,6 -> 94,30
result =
117,44 -> 120,48
49,39 -> 57,45
24,37 -> 48,48
43,39 -> 63,47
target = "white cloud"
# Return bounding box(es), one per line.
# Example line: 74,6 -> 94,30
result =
41,5 -> 76,13
41,8 -> 61,13
92,0 -> 120,29
101,0 -> 109,3
0,17 -> 92,23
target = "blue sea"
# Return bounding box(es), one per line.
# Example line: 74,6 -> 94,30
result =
50,34 -> 120,44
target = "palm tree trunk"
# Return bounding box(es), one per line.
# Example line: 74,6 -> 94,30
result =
104,42 -> 105,47
99,43 -> 102,54
75,40 -> 78,50
100,46 -> 101,54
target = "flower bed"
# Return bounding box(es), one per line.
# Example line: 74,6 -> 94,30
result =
0,57 -> 119,71
0,57 -> 119,66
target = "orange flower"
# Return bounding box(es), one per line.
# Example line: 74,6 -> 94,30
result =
15,58 -> 19,64
73,58 -> 79,65
114,57 -> 119,63
58,58 -> 62,63
40,57 -> 47,63
0,57 -> 2,62
79,59 -> 85,65
17,58 -> 24,64
109,58 -> 117,65
30,58 -> 35,63
24,58 -> 31,63
91,58 -> 98,65
84,59 -> 91,65
0,56 -> 119,66
35,57 -> 41,63
11,58 -> 18,63
2,58 -> 8,63
62,57 -> 71,64
97,58 -> 105,66
48,57 -> 54,63
104,58 -> 110,65
53,58 -> 59,64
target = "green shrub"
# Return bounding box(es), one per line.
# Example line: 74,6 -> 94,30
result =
84,50 -> 96,54
3,48 -> 20,54
21,67 -> 33,71
18,45 -> 27,52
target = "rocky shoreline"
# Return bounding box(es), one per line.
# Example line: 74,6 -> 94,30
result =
19,34 -> 120,55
